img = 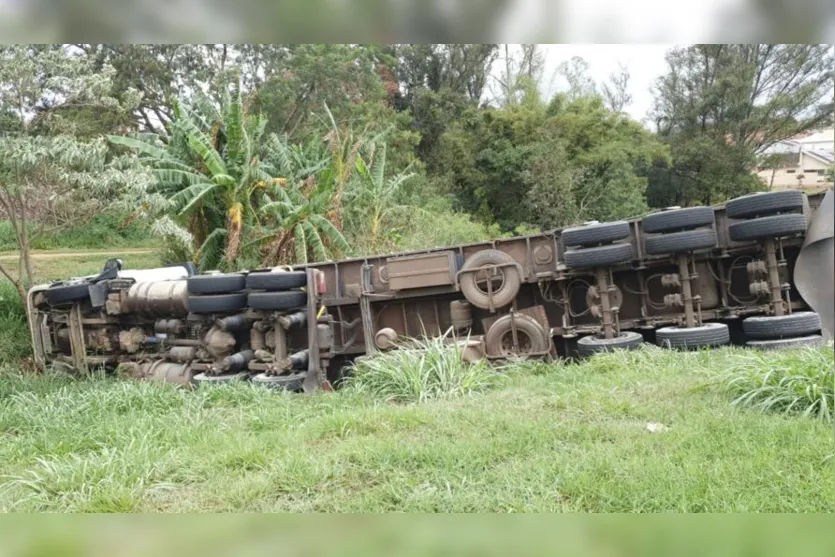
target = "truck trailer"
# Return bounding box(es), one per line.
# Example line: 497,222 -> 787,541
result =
26,189 -> 835,391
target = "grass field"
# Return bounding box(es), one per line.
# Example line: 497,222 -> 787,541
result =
0,347 -> 831,512
0,250 -> 831,512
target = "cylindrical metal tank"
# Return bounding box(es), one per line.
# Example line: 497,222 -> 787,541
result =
125,281 -> 189,318
141,359 -> 195,387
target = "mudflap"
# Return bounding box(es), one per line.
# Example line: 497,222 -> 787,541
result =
794,189 -> 834,341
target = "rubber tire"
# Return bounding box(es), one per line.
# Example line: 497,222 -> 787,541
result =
192,372 -> 249,385
726,190 -> 804,219
656,322 -> 730,349
251,372 -> 306,391
562,221 -> 630,247
186,273 -> 246,294
577,331 -> 644,357
458,249 -> 521,310
746,335 -> 825,350
564,243 -> 633,269
246,271 -> 307,291
483,314 -> 550,358
742,311 -> 821,340
729,213 -> 807,242
643,207 -> 715,233
46,282 -> 91,305
644,229 -> 717,255
248,290 -> 308,311
187,293 -> 247,314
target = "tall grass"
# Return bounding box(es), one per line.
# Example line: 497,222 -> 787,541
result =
722,345 -> 834,421
0,213 -> 154,252
346,333 -> 501,403
0,281 -> 30,361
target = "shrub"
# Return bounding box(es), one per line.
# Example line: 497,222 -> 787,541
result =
345,332 -> 500,403
723,345 -> 834,421
0,280 -> 31,361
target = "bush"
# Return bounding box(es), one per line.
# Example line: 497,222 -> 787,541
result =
0,281 -> 31,362
0,213 -> 154,252
723,345 -> 834,421
345,333 -> 500,403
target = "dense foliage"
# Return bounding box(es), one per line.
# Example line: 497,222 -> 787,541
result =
1,44 -> 832,281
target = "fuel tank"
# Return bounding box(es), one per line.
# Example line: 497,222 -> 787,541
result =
124,280 -> 189,318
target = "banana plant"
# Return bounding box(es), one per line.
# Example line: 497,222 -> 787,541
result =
109,85 -> 272,269
349,142 -> 417,252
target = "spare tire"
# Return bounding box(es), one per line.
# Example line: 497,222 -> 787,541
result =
726,190 -> 804,219
729,213 -> 807,242
742,311 -> 821,340
656,322 -> 730,349
246,271 -> 307,291
483,314 -> 550,358
187,293 -> 247,314
577,331 -> 643,357
248,290 -> 308,311
564,243 -> 633,269
643,206 -> 715,233
46,281 -> 91,305
562,221 -> 630,247
745,335 -> 824,350
644,229 -> 717,255
187,273 -> 246,294
458,249 -> 521,310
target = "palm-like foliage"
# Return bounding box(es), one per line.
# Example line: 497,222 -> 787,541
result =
349,142 -> 417,252
111,90 -> 354,269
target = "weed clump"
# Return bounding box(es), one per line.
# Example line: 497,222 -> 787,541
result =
346,333 -> 500,403
722,344 -> 834,421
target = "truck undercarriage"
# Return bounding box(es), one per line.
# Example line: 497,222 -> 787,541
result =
27,189 -> 834,390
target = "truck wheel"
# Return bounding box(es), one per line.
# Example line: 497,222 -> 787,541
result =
192,372 -> 250,385
484,314 -> 550,358
46,281 -> 91,305
251,372 -> 306,391
729,213 -> 807,242
746,335 -> 824,350
459,249 -> 521,310
563,243 -> 633,269
186,293 -> 248,314
186,273 -> 246,294
742,311 -> 821,340
642,206 -> 715,233
644,229 -> 717,255
577,331 -> 643,357
726,190 -> 804,219
562,221 -> 630,247
246,271 -> 307,291
248,290 -> 308,311
656,322 -> 730,349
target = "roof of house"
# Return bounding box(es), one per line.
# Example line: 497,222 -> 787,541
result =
805,149 -> 835,164
796,129 -> 834,145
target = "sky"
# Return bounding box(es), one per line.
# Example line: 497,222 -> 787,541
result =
537,44 -> 673,126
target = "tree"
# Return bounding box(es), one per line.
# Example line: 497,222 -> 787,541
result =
557,56 -> 597,100
649,44 -> 834,206
347,142 -> 417,253
0,45 -> 143,301
601,63 -> 632,113
437,94 -> 667,231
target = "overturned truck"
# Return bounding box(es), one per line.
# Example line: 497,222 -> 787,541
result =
27,189 -> 835,390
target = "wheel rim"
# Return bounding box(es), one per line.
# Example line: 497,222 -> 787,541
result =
473,266 -> 507,297
498,329 -> 534,357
